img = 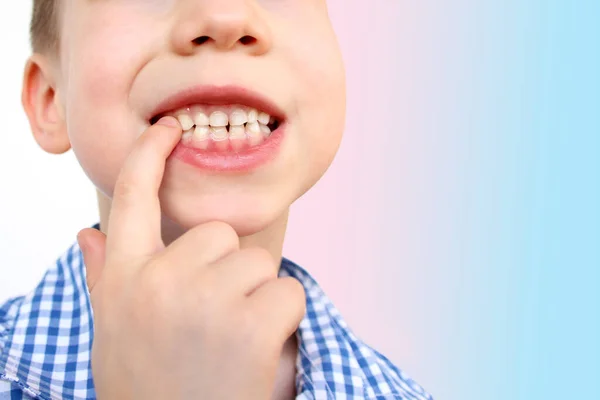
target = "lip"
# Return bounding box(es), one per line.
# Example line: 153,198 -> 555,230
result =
149,84 -> 288,173
146,84 -> 287,123
169,122 -> 287,173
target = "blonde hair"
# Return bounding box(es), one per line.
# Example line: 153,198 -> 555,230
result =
30,0 -> 59,54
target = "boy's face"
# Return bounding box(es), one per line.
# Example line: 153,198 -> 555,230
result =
48,0 -> 345,236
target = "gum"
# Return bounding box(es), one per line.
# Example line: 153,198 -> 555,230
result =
182,133 -> 266,152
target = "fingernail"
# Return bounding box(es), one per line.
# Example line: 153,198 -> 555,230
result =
156,116 -> 180,128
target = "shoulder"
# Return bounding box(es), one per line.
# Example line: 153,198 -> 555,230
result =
280,258 -> 434,399
1,298 -> 26,398
0,379 -> 36,399
0,241 -> 92,400
0,294 -> 38,400
359,343 -> 434,399
0,295 -> 25,355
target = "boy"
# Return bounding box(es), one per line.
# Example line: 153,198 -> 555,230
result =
0,0 -> 432,399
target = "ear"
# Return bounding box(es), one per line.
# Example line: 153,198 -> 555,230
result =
21,54 -> 71,154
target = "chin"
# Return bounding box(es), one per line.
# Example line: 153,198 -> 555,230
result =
159,191 -> 287,238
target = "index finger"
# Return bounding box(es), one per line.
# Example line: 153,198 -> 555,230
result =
105,116 -> 182,262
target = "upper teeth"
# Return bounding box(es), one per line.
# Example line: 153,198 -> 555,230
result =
177,114 -> 195,131
173,107 -> 273,131
230,110 -> 248,126
258,112 -> 270,125
194,112 -> 209,127
209,111 -> 228,127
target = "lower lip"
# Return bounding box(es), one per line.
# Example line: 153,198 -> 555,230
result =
169,123 -> 286,173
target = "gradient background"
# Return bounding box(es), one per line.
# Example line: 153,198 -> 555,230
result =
1,1 -> 599,399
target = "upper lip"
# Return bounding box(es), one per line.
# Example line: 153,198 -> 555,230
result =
146,84 -> 286,123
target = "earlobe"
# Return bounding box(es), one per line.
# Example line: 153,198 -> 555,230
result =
21,54 -> 71,155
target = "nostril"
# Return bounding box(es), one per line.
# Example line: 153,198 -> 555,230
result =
192,36 -> 210,45
239,36 -> 256,45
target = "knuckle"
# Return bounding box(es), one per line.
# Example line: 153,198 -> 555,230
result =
188,221 -> 239,255
243,247 -> 276,269
250,249 -> 279,281
281,277 -> 307,309
206,221 -> 239,245
112,177 -> 138,205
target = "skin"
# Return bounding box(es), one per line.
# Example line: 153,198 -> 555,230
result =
21,0 -> 346,398
78,118 -> 306,399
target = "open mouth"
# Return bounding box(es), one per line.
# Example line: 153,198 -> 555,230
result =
150,104 -> 282,151
147,85 -> 286,153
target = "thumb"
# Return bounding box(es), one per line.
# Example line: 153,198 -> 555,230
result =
77,227 -> 107,293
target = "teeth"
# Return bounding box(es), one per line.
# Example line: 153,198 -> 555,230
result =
209,111 -> 228,127
177,114 -> 195,131
193,125 -> 209,141
229,125 -> 246,138
210,126 -> 228,141
259,123 -> 271,137
194,112 -> 209,126
248,131 -> 264,147
171,106 -> 278,149
246,121 -> 261,136
257,112 -> 270,125
182,128 -> 194,140
229,109 -> 248,126
247,109 -> 258,123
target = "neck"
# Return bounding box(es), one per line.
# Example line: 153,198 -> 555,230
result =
96,189 -> 289,263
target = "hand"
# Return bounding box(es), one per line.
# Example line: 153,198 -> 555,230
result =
77,116 -> 306,399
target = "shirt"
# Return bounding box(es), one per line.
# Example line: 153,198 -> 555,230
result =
0,225 -> 433,400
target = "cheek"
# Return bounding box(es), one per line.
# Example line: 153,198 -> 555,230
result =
66,89 -> 136,198
65,58 -> 141,198
63,9 -> 156,196
65,53 -> 138,197
285,20 -> 346,170
72,140 -> 124,198
66,6 -> 149,107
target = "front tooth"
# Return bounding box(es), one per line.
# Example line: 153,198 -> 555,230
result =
257,112 -> 270,125
177,114 -> 194,131
210,126 -> 228,141
229,109 -> 248,126
193,125 -> 209,141
209,111 -> 228,127
246,121 -> 261,135
194,112 -> 209,126
247,108 -> 258,123
229,125 -> 246,138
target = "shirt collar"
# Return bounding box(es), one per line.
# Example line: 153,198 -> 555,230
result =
0,232 -> 430,400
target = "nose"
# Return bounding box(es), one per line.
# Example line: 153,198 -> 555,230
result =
170,0 -> 272,56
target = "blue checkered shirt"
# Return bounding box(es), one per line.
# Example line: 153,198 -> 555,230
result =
0,229 -> 432,399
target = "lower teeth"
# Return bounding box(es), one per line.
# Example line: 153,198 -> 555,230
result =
181,122 -> 275,150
